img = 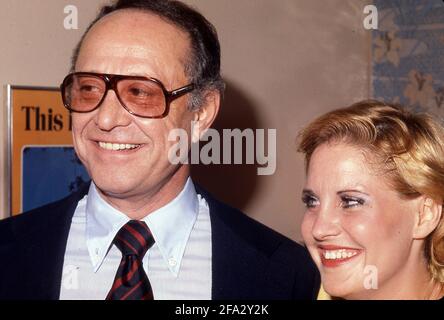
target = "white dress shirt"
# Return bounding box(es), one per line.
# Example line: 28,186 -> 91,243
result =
59,178 -> 212,300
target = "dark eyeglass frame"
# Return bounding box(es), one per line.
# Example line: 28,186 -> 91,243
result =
60,72 -> 195,119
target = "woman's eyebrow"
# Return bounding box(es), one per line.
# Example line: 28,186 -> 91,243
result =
302,189 -> 316,197
337,189 -> 370,196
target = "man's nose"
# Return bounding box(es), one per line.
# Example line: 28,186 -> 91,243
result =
311,207 -> 341,241
94,89 -> 132,131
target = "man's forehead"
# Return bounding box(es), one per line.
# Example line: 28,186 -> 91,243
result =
90,9 -> 188,41
77,9 -> 191,79
82,10 -> 190,58
83,43 -> 159,60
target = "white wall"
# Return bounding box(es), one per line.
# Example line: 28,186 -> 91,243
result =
0,0 -> 371,242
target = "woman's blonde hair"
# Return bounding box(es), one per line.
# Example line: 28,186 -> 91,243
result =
298,100 -> 444,282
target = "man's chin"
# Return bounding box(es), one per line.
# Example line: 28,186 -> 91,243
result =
93,178 -> 141,199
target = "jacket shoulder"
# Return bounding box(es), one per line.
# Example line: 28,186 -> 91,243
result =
212,200 -> 321,298
0,184 -> 89,244
197,186 -> 320,299
201,186 -> 305,255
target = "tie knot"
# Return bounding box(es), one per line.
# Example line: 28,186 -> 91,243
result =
113,220 -> 154,257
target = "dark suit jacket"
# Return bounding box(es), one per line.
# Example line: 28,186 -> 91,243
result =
0,183 -> 320,300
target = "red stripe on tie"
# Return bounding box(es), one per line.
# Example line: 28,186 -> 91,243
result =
107,259 -> 140,296
117,236 -> 138,255
125,223 -> 148,249
121,280 -> 143,300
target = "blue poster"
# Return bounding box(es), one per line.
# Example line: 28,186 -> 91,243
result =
22,146 -> 90,212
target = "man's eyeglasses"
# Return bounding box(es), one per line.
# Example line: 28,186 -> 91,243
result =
60,72 -> 195,118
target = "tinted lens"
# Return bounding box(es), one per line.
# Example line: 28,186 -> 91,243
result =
118,79 -> 166,117
63,74 -> 105,111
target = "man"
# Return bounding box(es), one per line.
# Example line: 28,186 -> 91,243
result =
0,0 -> 319,299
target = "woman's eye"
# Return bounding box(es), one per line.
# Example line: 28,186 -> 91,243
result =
302,195 -> 319,208
341,197 -> 365,209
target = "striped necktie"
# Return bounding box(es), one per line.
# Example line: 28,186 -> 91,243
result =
106,220 -> 155,300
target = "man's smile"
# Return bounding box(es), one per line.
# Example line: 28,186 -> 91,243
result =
97,141 -> 142,151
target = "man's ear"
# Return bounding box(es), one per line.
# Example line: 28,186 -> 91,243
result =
190,90 -> 220,143
413,196 -> 443,239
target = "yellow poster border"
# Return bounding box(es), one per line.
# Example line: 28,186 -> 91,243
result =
5,85 -> 75,216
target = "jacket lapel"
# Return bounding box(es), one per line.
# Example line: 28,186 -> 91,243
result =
195,186 -> 284,299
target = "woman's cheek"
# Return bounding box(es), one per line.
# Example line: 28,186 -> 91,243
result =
301,213 -> 321,264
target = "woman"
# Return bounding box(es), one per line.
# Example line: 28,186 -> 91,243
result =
298,100 -> 444,299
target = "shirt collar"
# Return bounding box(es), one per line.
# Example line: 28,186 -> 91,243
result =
85,178 -> 199,276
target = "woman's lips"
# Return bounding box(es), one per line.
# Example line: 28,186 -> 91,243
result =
318,245 -> 362,268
